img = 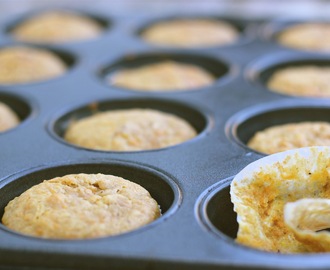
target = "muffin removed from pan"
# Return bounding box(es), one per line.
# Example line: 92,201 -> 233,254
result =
247,122 -> 330,154
0,46 -> 66,84
141,19 -> 239,48
268,65 -> 330,97
231,146 -> 330,253
0,102 -> 20,132
277,23 -> 330,52
64,108 -> 197,151
11,11 -> 102,44
2,173 -> 161,239
110,61 -> 214,91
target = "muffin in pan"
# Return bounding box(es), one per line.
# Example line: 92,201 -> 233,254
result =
2,173 -> 161,239
110,61 -> 215,92
11,11 -> 103,44
0,46 -> 66,84
141,19 -> 239,48
64,108 -> 197,151
247,121 -> 330,154
277,23 -> 330,52
267,65 -> 330,97
0,102 -> 20,132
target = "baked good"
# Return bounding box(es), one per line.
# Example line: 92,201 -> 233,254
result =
268,66 -> 330,97
141,19 -> 239,48
0,102 -> 20,132
64,108 -> 197,151
11,11 -> 102,44
277,23 -> 330,52
110,61 -> 214,91
247,122 -> 330,154
0,46 -> 66,84
2,173 -> 161,239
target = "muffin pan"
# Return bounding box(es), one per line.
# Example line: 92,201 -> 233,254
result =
0,8 -> 330,270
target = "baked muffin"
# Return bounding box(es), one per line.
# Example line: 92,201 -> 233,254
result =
110,61 -> 214,91
141,19 -> 239,48
11,11 -> 102,44
247,122 -> 330,154
0,102 -> 20,132
64,109 -> 197,151
0,46 -> 66,84
2,173 -> 161,239
268,66 -> 330,97
277,23 -> 330,52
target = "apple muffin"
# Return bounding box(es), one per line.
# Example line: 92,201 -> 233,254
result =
0,102 -> 20,132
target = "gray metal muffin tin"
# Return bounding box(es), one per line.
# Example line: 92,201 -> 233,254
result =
0,8 -> 329,270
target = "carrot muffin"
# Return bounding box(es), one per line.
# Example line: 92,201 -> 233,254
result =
64,109 -> 197,151
141,19 -> 239,48
277,23 -> 330,52
0,46 -> 66,84
247,122 -> 330,154
110,61 -> 214,91
11,11 -> 102,44
2,173 -> 161,239
267,66 -> 330,97
0,102 -> 20,132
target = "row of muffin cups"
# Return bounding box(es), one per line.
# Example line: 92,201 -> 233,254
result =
1,8 -> 328,55
1,86 -> 330,245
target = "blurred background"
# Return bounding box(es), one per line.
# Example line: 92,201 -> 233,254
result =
1,0 -> 330,19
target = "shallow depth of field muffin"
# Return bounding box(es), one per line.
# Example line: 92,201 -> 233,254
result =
141,19 -> 239,48
0,46 -> 66,84
277,23 -> 330,52
0,102 -> 20,132
247,122 -> 330,154
64,109 -> 197,151
268,66 -> 330,97
2,173 -> 161,239
110,61 -> 215,91
11,11 -> 102,44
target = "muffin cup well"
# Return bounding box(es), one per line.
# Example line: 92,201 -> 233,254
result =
226,100 -> 330,155
48,97 -> 210,152
196,178 -> 238,241
100,52 -> 233,93
136,15 -> 256,49
262,19 -> 330,53
0,160 -> 181,239
246,52 -> 330,97
4,8 -> 110,44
